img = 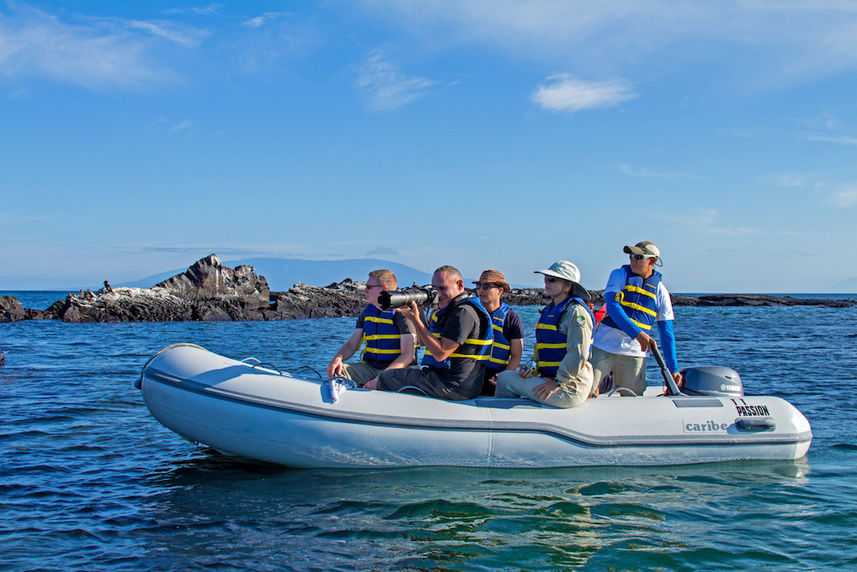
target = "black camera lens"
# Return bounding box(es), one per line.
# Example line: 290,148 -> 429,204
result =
378,288 -> 436,309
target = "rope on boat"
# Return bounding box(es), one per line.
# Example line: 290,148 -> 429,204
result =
293,365 -> 323,379
248,361 -> 284,375
395,385 -> 430,396
135,343 -> 207,389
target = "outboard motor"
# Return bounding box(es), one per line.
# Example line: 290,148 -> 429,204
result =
680,366 -> 744,397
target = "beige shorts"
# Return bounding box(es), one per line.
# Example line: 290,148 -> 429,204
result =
590,346 -> 647,396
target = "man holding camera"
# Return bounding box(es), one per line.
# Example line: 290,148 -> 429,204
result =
592,241 -> 682,396
364,265 -> 493,400
326,269 -> 416,386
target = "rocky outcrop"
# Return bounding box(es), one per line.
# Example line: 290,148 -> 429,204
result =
155,254 -> 270,311
9,256 -> 855,323
670,294 -> 855,308
1,296 -> 26,322
267,280 -> 366,319
53,254 -> 272,322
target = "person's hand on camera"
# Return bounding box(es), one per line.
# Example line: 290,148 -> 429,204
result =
396,301 -> 421,324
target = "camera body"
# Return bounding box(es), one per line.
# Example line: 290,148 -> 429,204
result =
377,287 -> 437,310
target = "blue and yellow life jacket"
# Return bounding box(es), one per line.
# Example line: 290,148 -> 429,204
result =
601,265 -> 662,332
360,305 -> 403,364
421,295 -> 493,370
535,296 -> 593,378
486,302 -> 512,371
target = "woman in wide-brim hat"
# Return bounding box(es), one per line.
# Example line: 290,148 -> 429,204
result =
495,260 -> 595,408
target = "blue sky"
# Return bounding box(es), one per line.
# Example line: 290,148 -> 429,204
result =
2,1 -> 857,292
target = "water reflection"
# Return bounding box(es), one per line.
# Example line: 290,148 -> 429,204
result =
136,457 -> 813,569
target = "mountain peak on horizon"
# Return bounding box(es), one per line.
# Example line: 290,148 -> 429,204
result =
123,256 -> 433,291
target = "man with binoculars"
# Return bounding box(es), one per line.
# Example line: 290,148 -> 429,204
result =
364,265 -> 493,400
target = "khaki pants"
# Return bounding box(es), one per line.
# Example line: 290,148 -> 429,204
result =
338,361 -> 384,385
590,346 -> 647,396
495,370 -> 590,409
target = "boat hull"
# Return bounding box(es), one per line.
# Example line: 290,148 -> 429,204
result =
140,345 -> 812,468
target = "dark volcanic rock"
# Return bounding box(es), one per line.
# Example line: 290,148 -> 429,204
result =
156,254 -> 270,312
57,254 -> 271,322
670,294 -> 855,308
11,257 -> 855,323
0,296 -> 26,322
268,280 -> 366,319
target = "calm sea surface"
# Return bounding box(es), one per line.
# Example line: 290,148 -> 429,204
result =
2,291 -> 857,570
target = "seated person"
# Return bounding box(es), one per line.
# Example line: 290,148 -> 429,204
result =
326,269 -> 416,385
496,260 -> 594,408
364,266 -> 493,400
472,269 -> 524,395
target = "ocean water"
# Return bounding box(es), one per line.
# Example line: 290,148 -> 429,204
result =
2,292 -> 857,570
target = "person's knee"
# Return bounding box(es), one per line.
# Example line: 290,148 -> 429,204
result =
376,369 -> 397,391
377,367 -> 411,391
495,370 -> 519,397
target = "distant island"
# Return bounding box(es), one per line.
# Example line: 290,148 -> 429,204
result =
1,254 -> 854,323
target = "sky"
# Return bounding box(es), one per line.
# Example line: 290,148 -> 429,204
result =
2,0 -> 857,292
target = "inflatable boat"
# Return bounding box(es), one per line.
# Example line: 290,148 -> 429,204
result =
137,344 -> 812,468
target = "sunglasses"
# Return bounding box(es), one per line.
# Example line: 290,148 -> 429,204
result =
630,254 -> 653,261
544,276 -> 559,283
476,283 -> 502,290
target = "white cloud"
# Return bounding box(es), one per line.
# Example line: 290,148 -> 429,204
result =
656,208 -> 719,228
655,208 -> 765,235
0,4 -> 197,90
831,187 -> 857,207
532,75 -> 635,113
242,12 -> 286,28
168,119 -> 196,135
124,20 -> 208,48
619,163 -> 701,180
355,50 -> 437,111
359,1 -> 857,88
765,174 -> 810,187
243,16 -> 266,28
166,4 -> 223,16
806,134 -> 857,146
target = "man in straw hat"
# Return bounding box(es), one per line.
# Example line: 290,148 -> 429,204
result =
592,241 -> 681,396
496,260 -> 595,408
473,269 -> 524,395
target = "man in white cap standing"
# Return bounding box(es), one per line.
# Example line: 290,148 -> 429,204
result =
592,241 -> 681,396
496,260 -> 595,408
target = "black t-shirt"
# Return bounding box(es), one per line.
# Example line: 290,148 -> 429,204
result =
503,309 -> 525,341
427,298 -> 486,397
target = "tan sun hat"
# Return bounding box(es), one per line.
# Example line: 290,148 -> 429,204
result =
623,241 -> 660,258
472,269 -> 511,293
534,260 -> 590,302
